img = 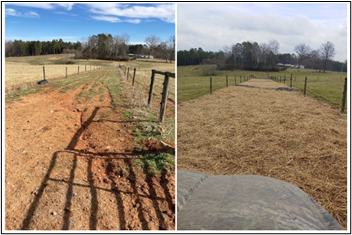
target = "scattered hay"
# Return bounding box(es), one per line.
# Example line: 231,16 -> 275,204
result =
177,79 -> 347,229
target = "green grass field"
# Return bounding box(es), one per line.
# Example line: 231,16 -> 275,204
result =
177,65 -> 347,109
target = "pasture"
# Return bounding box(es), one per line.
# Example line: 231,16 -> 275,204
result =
177,75 -> 347,228
5,55 -> 175,103
5,54 -> 111,92
177,65 -> 347,110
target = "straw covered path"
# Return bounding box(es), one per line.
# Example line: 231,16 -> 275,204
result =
177,78 -> 347,229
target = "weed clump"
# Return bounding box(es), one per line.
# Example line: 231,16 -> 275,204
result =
135,153 -> 175,176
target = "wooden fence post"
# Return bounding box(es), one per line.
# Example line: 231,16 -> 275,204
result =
341,77 -> 347,113
304,77 -> 307,96
148,70 -> 156,106
43,66 -> 46,80
159,73 -> 170,123
226,75 -> 228,87
132,68 -> 136,86
127,67 -> 130,80
210,77 -> 212,94
66,67 -> 67,78
290,74 -> 292,87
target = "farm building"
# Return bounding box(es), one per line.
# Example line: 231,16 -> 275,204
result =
128,53 -> 154,59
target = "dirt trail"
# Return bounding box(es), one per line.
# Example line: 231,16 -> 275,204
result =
5,70 -> 175,230
177,78 -> 347,229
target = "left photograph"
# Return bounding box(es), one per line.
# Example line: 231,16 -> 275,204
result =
4,2 -> 175,230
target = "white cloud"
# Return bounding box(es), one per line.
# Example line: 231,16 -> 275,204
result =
83,3 -> 175,23
54,11 -> 67,15
5,8 -> 17,16
6,3 -> 74,11
5,8 -> 39,18
90,15 -> 121,23
177,3 -> 348,62
125,19 -> 141,24
90,15 -> 143,24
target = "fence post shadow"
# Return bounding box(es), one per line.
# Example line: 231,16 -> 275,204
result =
160,173 -> 174,213
143,168 -> 167,229
125,158 -> 149,230
21,151 -> 60,230
21,106 -> 102,230
62,154 -> 78,230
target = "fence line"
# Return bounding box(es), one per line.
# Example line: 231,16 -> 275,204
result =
38,65 -> 101,83
119,66 -> 175,123
274,75 -> 347,111
208,73 -> 254,95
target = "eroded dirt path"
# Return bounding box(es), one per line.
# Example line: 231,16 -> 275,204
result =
5,69 -> 175,230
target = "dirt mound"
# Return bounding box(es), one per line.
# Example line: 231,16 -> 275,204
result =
235,84 -> 296,91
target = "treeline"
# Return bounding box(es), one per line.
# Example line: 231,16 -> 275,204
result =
76,33 -> 130,60
77,33 -> 175,62
178,40 -> 346,72
5,39 -> 82,57
5,33 -> 175,62
178,40 -> 280,71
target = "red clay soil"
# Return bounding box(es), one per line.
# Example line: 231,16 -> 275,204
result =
5,77 -> 175,230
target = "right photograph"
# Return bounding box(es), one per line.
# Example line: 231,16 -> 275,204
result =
176,2 -> 348,231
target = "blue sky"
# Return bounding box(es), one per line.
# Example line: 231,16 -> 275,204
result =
4,2 -> 175,44
178,2 -> 349,62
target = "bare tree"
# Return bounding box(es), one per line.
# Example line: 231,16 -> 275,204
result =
112,33 -> 130,60
145,35 -> 161,59
268,40 -> 280,55
294,43 -> 311,66
158,41 -> 169,62
119,33 -> 130,59
259,43 -> 271,70
5,40 -> 16,57
306,49 -> 322,70
320,41 -> 335,73
168,35 -> 175,63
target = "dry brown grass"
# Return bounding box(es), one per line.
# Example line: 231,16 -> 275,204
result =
5,62 -> 99,92
177,79 -> 347,229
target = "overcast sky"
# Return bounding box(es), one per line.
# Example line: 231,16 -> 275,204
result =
4,3 -> 175,44
177,2 -> 349,62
